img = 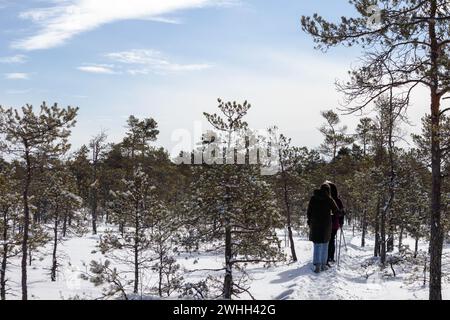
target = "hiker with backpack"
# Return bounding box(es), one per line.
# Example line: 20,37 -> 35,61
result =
306,183 -> 340,273
326,182 -> 345,265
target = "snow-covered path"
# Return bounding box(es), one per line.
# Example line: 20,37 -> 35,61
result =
247,231 -> 449,300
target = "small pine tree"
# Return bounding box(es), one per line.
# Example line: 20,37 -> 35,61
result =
319,110 -> 354,161
184,99 -> 284,299
101,167 -> 156,295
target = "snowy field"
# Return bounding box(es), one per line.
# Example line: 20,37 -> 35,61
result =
3,227 -> 450,300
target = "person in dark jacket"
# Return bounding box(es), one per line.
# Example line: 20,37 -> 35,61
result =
306,183 -> 340,273
326,182 -> 345,264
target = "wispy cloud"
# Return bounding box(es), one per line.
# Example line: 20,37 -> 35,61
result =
4,72 -> 30,80
79,49 -> 211,76
139,16 -> 182,24
107,49 -> 212,74
13,0 -> 237,50
77,64 -> 116,74
0,0 -> 12,9
6,88 -> 32,94
0,54 -> 27,64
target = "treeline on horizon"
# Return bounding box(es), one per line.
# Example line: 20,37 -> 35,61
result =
0,97 -> 449,300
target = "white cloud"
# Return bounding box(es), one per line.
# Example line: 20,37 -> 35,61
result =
71,94 -> 89,99
77,65 -> 116,74
139,16 -> 182,24
106,49 -> 211,74
6,88 -> 32,94
0,0 -> 11,9
0,54 -> 27,64
5,72 -> 30,80
107,49 -> 167,65
13,0 -> 236,50
78,49 -> 211,76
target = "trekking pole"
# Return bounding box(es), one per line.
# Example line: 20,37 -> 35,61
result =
335,233 -> 338,262
337,228 -> 343,267
342,227 -> 348,251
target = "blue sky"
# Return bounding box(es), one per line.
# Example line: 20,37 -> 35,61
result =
0,0 -> 429,154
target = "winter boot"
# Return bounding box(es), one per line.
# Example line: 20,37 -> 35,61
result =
321,264 -> 329,271
313,264 -> 321,273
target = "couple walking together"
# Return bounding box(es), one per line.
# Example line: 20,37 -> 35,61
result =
306,181 -> 345,273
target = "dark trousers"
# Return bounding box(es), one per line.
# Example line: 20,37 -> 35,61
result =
328,229 -> 338,262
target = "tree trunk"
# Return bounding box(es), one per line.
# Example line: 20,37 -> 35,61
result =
51,215 -> 59,282
223,185 -> 233,300
91,154 -> 98,235
333,140 -> 337,161
1,210 -> 8,300
92,191 -> 97,235
62,210 -> 68,238
280,161 -> 297,262
361,209 -> 366,248
158,249 -> 163,297
134,212 -> 139,295
398,226 -> 404,249
429,97 -> 443,300
223,224 -> 233,299
287,225 -> 297,262
380,197 -> 386,264
374,198 -> 380,257
428,2 -> 443,300
21,147 -> 32,300
0,245 -> 6,300
119,222 -> 124,237
386,94 -> 396,255
387,229 -> 394,253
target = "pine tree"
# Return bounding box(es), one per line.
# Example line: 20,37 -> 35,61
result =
356,118 -> 375,157
149,203 -> 183,297
267,128 -> 310,262
88,132 -> 107,235
372,96 -> 408,261
184,99 -> 284,299
319,110 -> 354,160
0,102 -> 78,300
101,167 -> 156,295
122,116 -> 159,165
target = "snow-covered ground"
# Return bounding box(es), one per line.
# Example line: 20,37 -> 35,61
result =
4,227 -> 450,300
248,233 -> 450,300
